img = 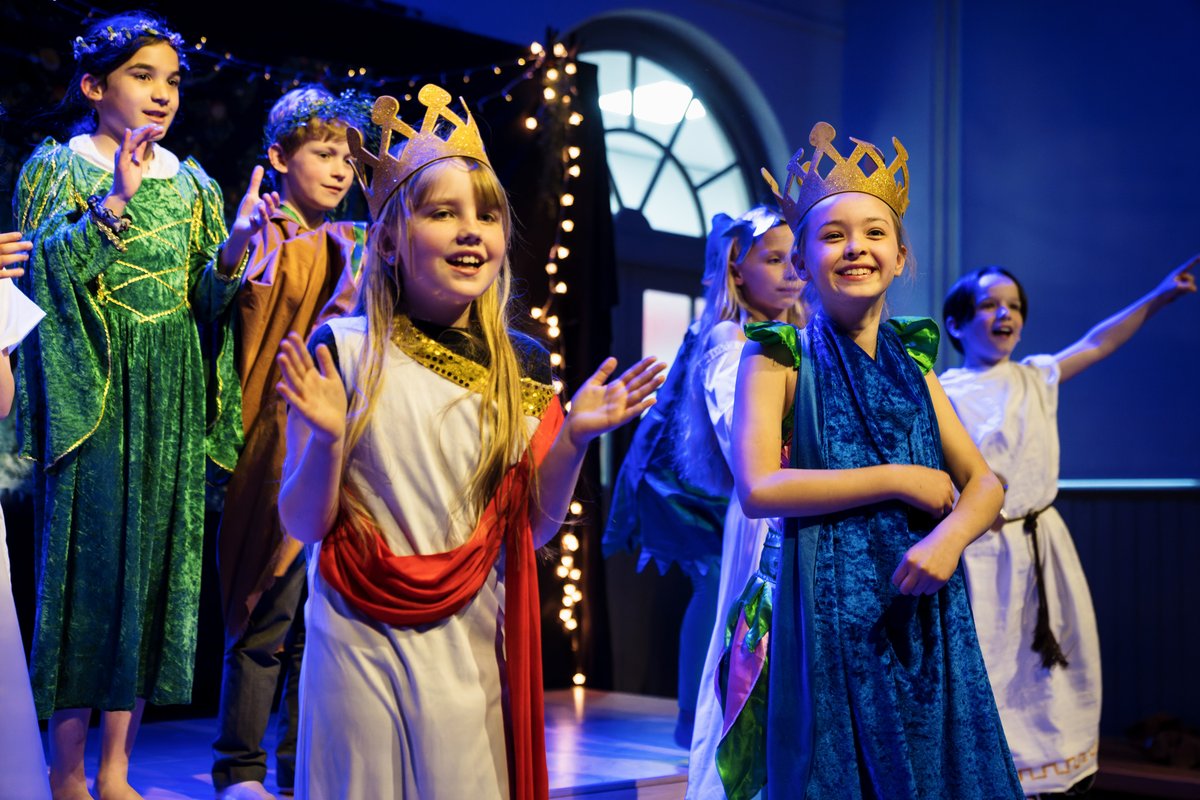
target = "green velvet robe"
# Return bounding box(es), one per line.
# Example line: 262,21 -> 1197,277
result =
13,139 -> 243,716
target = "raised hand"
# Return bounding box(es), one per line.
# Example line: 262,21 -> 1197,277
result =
1154,255 -> 1198,304
108,125 -> 163,207
562,356 -> 667,448
0,231 -> 32,277
230,165 -> 282,240
275,332 -> 347,445
893,464 -> 955,517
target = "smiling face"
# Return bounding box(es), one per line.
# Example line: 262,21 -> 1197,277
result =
270,135 -> 354,228
795,192 -> 906,320
948,272 -> 1025,367
733,224 -> 803,321
83,41 -> 181,143
395,159 -> 507,328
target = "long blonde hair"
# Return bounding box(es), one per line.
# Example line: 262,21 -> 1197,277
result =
675,207 -> 807,494
339,157 -> 533,536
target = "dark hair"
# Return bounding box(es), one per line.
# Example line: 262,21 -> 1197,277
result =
942,266 -> 1028,353
62,11 -> 187,135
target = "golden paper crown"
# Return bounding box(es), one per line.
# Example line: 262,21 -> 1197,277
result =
347,85 -> 492,220
762,121 -> 909,231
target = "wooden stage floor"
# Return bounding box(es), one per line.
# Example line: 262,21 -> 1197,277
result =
50,689 -> 688,799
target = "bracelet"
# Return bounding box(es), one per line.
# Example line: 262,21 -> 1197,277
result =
86,195 -> 132,235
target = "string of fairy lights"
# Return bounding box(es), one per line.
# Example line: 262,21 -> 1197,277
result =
51,1 -> 594,686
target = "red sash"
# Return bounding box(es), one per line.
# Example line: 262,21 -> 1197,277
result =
319,396 -> 562,800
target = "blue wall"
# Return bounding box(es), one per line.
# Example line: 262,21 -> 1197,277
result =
396,0 -> 1199,478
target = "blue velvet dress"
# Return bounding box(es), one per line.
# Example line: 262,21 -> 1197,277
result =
744,314 -> 1021,800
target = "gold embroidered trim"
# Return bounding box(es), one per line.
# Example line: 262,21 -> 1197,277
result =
1017,741 -> 1098,783
390,317 -> 554,417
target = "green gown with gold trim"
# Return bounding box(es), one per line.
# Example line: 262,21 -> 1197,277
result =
13,138 -> 244,716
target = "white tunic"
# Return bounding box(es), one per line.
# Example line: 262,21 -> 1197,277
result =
686,339 -> 775,800
0,280 -> 49,799
295,317 -> 539,799
941,357 -> 1101,795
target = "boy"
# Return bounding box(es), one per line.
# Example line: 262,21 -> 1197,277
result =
212,85 -> 367,800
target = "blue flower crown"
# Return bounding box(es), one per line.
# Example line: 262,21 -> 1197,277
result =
262,89 -> 375,156
72,21 -> 189,69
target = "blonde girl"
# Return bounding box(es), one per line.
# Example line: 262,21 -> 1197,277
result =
277,89 -> 664,799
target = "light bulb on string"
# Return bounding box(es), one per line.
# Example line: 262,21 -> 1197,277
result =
553,42 -> 568,57
556,246 -> 570,259
547,315 -> 559,327
573,673 -> 586,686
530,41 -> 543,55
543,87 -> 556,101
561,193 -> 575,206
569,501 -> 583,516
561,219 -> 575,232
530,307 -> 543,320
562,533 -> 579,551
568,146 -> 581,159
548,326 -> 561,339
568,164 -> 581,178
562,555 -> 574,568
556,565 -> 569,578
550,352 -> 563,367
553,379 -> 564,394
565,618 -> 578,631
559,608 -> 572,622
554,282 -> 568,294
545,262 -> 558,275
525,117 -> 539,130
569,568 -> 582,581
565,62 -> 577,75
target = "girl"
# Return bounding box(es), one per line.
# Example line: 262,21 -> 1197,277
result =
727,121 -> 1022,799
13,12 -> 275,799
604,208 -> 803,750
677,207 -> 806,797
0,231 -> 49,800
213,84 -> 366,800
276,88 -> 665,799
940,259 -> 1196,796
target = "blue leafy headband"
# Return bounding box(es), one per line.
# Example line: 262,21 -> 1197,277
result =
262,89 -> 374,156
72,21 -> 188,69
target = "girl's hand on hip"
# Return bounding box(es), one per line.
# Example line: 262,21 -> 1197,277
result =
563,356 -> 667,448
276,331 -> 347,445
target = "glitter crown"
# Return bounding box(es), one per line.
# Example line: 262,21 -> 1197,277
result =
762,121 -> 909,231
347,85 -> 491,220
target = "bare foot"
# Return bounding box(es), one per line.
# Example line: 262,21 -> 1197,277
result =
94,774 -> 142,800
49,775 -> 94,800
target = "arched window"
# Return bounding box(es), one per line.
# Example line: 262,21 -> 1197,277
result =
575,12 -> 785,373
583,50 -> 750,238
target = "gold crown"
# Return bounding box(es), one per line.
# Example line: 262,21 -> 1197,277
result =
762,121 -> 909,231
347,85 -> 492,220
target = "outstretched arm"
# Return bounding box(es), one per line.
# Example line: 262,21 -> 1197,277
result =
1055,255 -> 1197,382
731,341 -> 957,519
890,372 -> 1004,595
533,356 -> 666,547
277,332 -> 348,544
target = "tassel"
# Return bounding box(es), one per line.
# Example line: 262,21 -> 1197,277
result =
1025,511 -> 1069,670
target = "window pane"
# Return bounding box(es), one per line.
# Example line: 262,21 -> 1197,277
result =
642,289 -> 692,373
631,58 -> 697,143
643,158 -> 703,237
698,169 -> 752,235
580,50 -> 632,129
673,110 -> 735,185
606,130 -> 661,211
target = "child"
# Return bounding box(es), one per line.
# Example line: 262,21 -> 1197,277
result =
940,259 -> 1196,796
726,122 -> 1022,799
276,86 -> 665,799
604,207 -> 802,750
212,84 -> 367,800
0,231 -> 49,800
13,12 -> 276,798
676,208 -> 807,797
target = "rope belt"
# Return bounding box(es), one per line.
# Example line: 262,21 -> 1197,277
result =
1012,505 -> 1070,670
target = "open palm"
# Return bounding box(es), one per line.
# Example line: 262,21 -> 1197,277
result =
276,331 -> 347,444
564,356 -> 666,448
